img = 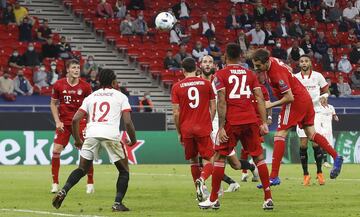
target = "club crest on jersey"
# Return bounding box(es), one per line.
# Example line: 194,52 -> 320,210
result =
279,79 -> 288,90
77,89 -> 83,95
62,90 -> 67,94
213,77 -> 220,87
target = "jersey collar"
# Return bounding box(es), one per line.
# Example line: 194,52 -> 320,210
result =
301,70 -> 312,79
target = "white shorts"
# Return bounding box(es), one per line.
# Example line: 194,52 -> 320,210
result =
81,137 -> 126,163
296,112 -> 323,138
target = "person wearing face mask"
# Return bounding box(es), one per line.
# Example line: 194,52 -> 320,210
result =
8,49 -> 24,68
19,16 -> 33,42
192,41 -> 208,61
83,56 -> 99,77
337,55 -> 352,73
0,72 -> 16,101
23,43 -> 41,67
96,0 -> 114,18
272,40 -> 288,61
276,17 -> 289,38
14,69 -> 33,96
120,14 -> 135,35
48,62 -> 59,85
139,91 -> 153,112
33,64 -> 50,90
206,39 -> 221,64
134,11 -> 148,35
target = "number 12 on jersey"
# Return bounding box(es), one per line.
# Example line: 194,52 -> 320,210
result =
92,102 -> 110,122
228,75 -> 251,99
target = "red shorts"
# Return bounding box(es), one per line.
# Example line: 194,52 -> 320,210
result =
54,124 -> 86,146
216,123 -> 263,157
182,136 -> 214,160
277,99 -> 314,131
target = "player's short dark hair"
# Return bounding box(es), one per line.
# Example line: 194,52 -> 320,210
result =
182,57 -> 196,73
252,48 -> 270,63
299,54 -> 311,60
226,43 -> 242,60
98,68 -> 117,87
66,59 -> 79,69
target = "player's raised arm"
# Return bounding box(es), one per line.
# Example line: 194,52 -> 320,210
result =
71,109 -> 86,148
122,111 -> 136,146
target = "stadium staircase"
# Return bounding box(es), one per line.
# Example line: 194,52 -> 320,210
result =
20,0 -> 175,129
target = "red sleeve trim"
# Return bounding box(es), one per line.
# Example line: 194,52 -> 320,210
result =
122,109 -> 132,112
79,108 -> 87,114
320,84 -> 329,92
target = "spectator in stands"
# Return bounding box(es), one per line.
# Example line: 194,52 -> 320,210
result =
245,22 -> 265,46
324,0 -> 335,8
337,54 -> 353,73
206,38 -> 221,64
327,29 -> 341,48
343,1 -> 358,23
316,2 -> 329,23
48,61 -> 59,85
19,16 -> 33,42
192,41 -> 208,61
14,69 -> 33,96
253,0 -> 266,22
287,40 -> 305,63
282,2 -> 294,22
83,56 -> 99,76
96,0 -> 114,18
42,38 -> 59,59
302,9 -> 314,24
128,0 -> 145,10
33,65 -> 49,90
264,23 -> 277,46
236,31 -> 249,52
225,7 -> 241,29
57,36 -> 72,59
240,7 -> 254,29
345,28 -> 358,46
8,49 -> 24,69
298,0 -> 311,14
134,11 -> 148,35
276,17 -> 289,38
23,43 -> 41,67
326,77 -> 339,97
36,19 -> 52,41
301,34 -> 315,56
174,44 -> 191,66
353,16 -> 360,39
351,67 -> 360,89
163,49 -> 180,70
0,72 -> 16,101
2,4 -> 15,25
329,2 -> 342,22
115,0 -> 127,19
314,31 -> 329,61
120,14 -> 135,35
87,70 -> 99,91
118,82 -> 130,96
272,39 -> 288,61
337,75 -> 352,96
350,42 -> 360,64
356,0 -> 360,11
289,17 -> 305,38
170,22 -> 190,45
322,48 -> 337,71
172,0 -> 191,20
239,54 -> 249,69
190,14 -> 215,40
13,2 -> 28,25
266,2 -> 281,22
139,91 -> 153,112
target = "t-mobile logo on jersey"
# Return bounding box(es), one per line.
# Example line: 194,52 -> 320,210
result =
64,95 -> 71,104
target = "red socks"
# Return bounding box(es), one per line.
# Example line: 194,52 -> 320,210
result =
210,161 -> 225,202
190,163 -> 201,184
51,152 -> 60,184
311,133 -> 338,159
270,136 -> 286,179
200,162 -> 213,181
87,164 -> 94,184
256,160 -> 272,200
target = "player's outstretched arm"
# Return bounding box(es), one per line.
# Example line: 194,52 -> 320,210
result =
254,88 -> 269,135
209,99 -> 216,121
50,98 -> 64,132
266,90 -> 294,109
72,110 -> 85,148
122,111 -> 137,146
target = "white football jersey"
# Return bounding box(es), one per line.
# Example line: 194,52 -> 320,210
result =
80,88 -> 131,141
295,71 -> 327,112
319,104 -> 336,124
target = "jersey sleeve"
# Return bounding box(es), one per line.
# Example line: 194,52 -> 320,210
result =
121,96 -> 132,112
330,105 -> 336,115
79,96 -> 89,114
250,72 -> 261,90
261,85 -> 270,101
85,83 -> 92,96
51,81 -> 59,99
171,85 -> 180,104
208,81 -> 216,100
213,71 -> 225,91
272,69 -> 291,94
318,73 -> 328,90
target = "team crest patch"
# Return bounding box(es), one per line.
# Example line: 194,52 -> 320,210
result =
213,77 -> 220,87
77,89 -> 83,95
279,79 -> 288,90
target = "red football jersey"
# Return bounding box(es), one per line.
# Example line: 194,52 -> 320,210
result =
171,77 -> 215,138
214,64 -> 260,125
51,78 -> 92,125
266,57 -> 310,100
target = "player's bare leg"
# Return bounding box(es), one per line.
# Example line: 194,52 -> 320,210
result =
112,158 -> 130,212
299,137 -> 311,186
52,156 -> 92,209
51,144 -> 64,193
303,125 -> 343,179
252,154 -> 273,210
194,156 -> 214,202
86,165 -> 95,193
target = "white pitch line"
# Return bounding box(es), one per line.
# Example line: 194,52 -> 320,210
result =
0,209 -> 108,217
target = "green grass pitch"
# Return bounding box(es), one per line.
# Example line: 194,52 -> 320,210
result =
0,164 -> 359,217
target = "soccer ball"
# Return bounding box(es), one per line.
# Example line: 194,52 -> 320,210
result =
155,12 -> 175,30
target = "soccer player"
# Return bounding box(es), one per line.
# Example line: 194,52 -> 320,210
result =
199,43 -> 273,210
50,59 -> 94,194
200,55 -> 240,193
172,57 -> 216,202
319,97 -> 339,168
52,69 -> 136,212
251,49 -> 343,188
294,55 -> 329,186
